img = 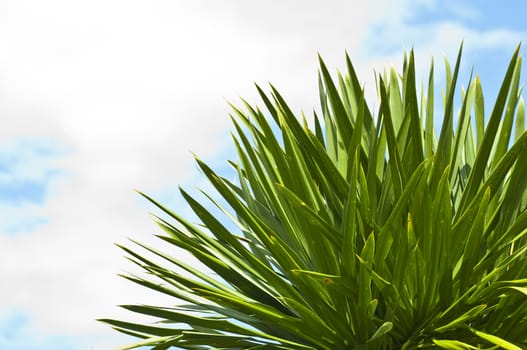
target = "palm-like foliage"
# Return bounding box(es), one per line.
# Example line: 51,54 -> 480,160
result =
100,45 -> 527,349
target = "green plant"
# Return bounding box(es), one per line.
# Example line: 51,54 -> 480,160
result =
100,44 -> 527,349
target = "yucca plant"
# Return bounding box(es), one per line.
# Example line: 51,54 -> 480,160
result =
100,44 -> 527,349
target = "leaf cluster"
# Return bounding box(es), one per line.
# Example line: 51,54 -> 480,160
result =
100,45 -> 527,349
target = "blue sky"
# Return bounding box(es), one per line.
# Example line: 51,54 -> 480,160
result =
1,0 -> 526,349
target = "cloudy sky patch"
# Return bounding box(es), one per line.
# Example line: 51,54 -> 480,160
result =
0,139 -> 65,235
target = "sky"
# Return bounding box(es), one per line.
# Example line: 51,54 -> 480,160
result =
0,0 -> 525,349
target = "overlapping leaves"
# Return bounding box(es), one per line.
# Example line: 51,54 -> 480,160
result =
101,45 -> 527,349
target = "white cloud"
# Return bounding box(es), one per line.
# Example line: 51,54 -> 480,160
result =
0,0 -> 525,348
